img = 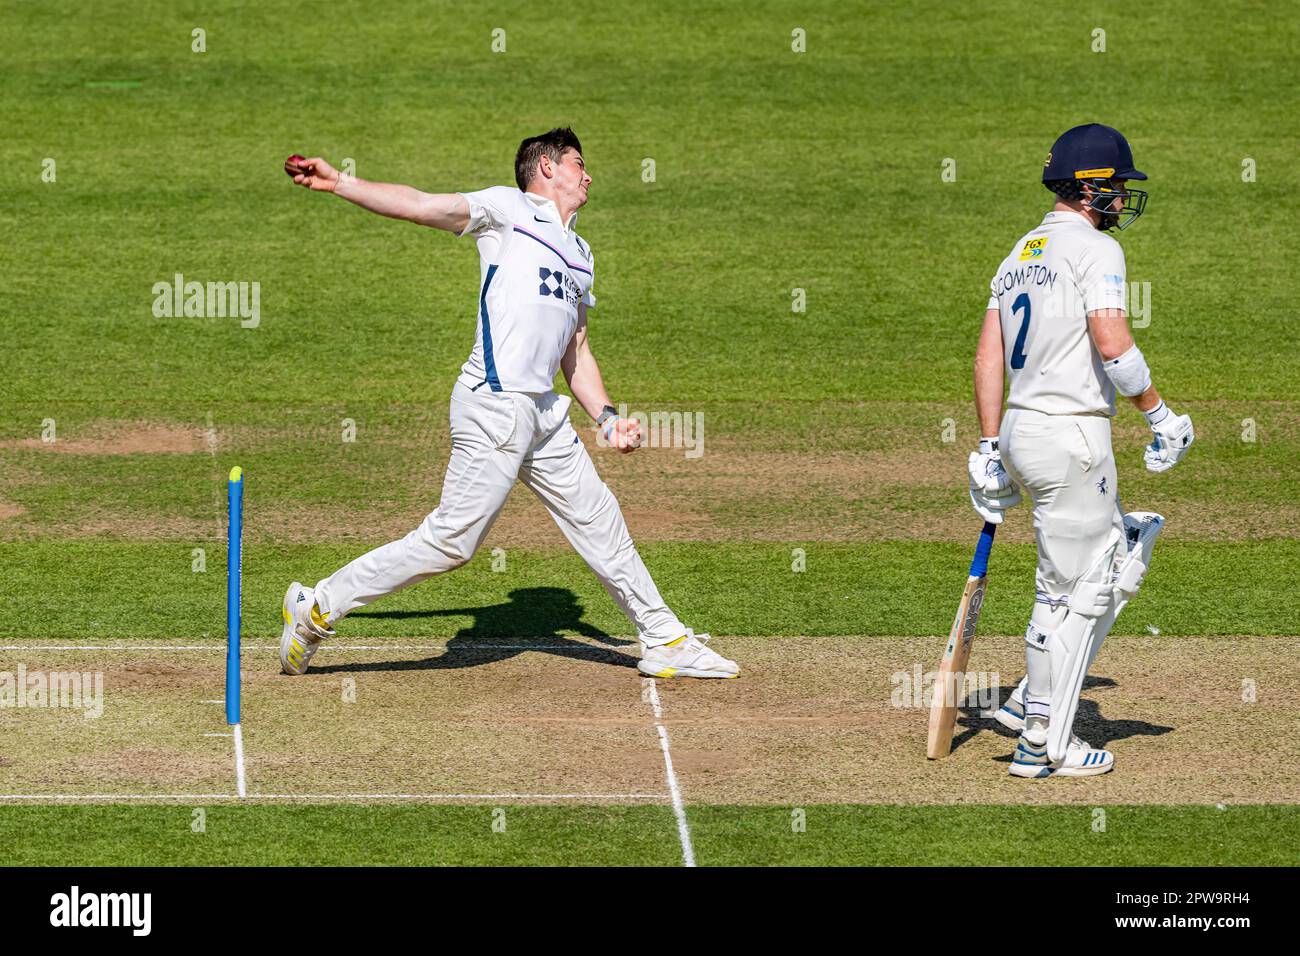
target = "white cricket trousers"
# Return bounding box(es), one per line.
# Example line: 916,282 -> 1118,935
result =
313,379 -> 687,645
1000,409 -> 1125,606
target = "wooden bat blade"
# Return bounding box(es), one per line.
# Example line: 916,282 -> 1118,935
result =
926,521 -> 996,759
926,574 -> 987,758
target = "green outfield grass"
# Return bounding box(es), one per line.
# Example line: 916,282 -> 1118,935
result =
2,0 -> 1297,866
1,539 -> 1296,639
3,0 -> 1298,410
0,804 -> 1293,866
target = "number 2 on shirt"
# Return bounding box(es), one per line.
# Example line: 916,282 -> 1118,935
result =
1010,292 -> 1031,370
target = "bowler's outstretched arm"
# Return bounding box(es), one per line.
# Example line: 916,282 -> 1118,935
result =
289,155 -> 470,232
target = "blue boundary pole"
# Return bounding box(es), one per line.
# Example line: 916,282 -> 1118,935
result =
226,466 -> 243,725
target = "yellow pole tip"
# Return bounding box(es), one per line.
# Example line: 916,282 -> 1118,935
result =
229,466 -> 243,482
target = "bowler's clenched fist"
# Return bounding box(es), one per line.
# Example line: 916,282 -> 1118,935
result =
285,154 -> 340,192
606,416 -> 642,454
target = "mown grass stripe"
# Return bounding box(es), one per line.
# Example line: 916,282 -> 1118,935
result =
1,540 -> 1295,638
0,805 -> 1292,866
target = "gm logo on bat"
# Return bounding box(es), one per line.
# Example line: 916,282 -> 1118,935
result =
960,584 -> 985,650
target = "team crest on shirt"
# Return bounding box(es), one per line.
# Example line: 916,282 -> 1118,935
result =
1019,237 -> 1049,261
1096,476 -> 1108,496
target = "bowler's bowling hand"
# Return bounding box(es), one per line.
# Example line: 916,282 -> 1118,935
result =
605,416 -> 642,454
285,154 -> 340,192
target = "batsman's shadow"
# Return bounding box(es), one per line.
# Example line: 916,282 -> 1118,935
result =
951,678 -> 1174,756
308,586 -> 638,674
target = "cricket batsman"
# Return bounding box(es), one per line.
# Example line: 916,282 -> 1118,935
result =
967,124 -> 1193,777
277,128 -> 739,681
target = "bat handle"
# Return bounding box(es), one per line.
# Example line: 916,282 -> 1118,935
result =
969,521 -> 996,578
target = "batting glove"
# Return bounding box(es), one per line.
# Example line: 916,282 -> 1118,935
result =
968,437 -> 1022,525
1142,402 -> 1194,473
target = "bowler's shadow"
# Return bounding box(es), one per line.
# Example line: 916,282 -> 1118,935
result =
308,587 -> 638,674
948,676 -> 1174,757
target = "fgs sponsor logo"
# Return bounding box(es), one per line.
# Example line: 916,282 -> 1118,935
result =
1019,237 -> 1048,261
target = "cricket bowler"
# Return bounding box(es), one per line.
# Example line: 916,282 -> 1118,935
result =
967,124 -> 1193,777
278,128 -> 739,680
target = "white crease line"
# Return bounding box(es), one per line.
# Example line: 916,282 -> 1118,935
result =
245,793 -> 666,800
643,679 -> 696,868
232,724 -> 247,798
0,644 -> 628,652
0,792 -> 667,801
202,733 -> 232,738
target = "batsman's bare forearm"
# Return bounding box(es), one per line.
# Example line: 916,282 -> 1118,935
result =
333,177 -> 470,232
974,307 -> 1005,437
1128,384 -> 1162,414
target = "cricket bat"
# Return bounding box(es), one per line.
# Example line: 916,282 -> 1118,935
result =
926,521 -> 996,759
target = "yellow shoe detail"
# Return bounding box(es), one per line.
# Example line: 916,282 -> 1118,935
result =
282,606 -> 292,625
654,667 -> 677,678
664,636 -> 686,648
310,604 -> 329,630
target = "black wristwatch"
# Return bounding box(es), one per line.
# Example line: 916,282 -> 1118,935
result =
595,405 -> 619,426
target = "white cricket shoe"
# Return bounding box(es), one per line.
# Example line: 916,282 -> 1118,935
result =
638,630 -> 739,679
1008,735 -> 1112,778
992,692 -> 1026,734
279,581 -> 334,676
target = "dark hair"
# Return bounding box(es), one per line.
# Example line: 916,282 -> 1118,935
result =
514,127 -> 582,191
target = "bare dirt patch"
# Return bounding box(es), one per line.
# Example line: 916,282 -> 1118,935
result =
101,662 -> 214,691
0,421 -> 207,456
67,747 -> 220,789
0,635 -> 1294,805
658,635 -> 1300,805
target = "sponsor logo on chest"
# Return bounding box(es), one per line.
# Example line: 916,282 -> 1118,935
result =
538,266 -> 583,306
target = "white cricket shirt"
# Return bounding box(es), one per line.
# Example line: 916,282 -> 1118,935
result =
456,186 -> 596,393
986,209 -> 1128,417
